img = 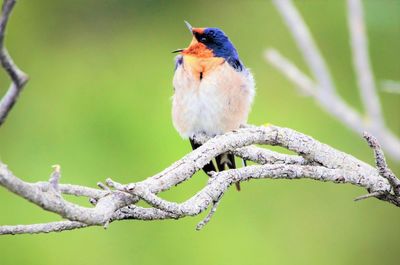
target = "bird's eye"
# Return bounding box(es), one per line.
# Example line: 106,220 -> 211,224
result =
200,37 -> 207,42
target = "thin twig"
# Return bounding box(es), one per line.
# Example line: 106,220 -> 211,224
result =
0,0 -> 28,126
97,182 -> 110,191
266,0 -> 400,160
381,80 -> 400,94
265,49 -> 316,96
363,132 -> 400,196
347,0 -> 383,127
265,49 -> 365,133
354,191 -> 384,202
196,197 -> 223,231
272,0 -> 335,97
49,165 -> 61,191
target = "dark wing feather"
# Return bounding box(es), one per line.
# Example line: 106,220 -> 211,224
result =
189,138 -> 217,175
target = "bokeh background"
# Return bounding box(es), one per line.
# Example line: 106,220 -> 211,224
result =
0,0 -> 399,264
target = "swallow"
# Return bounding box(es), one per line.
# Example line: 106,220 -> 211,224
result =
172,21 -> 255,190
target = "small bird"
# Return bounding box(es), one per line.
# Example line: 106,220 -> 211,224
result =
172,22 -> 255,190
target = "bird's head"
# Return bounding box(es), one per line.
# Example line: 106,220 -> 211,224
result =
173,21 -> 239,60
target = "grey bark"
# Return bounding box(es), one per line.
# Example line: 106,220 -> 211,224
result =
1,125 -> 399,235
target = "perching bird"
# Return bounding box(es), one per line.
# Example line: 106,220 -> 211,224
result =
172,22 -> 255,190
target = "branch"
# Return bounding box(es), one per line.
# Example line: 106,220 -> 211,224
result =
0,0 -> 28,126
272,0 -> 335,97
381,80 -> 400,94
1,125 -> 398,235
192,129 -> 312,166
265,0 -> 400,160
0,205 -> 178,235
196,196 -> 222,231
363,132 -> 400,196
111,165 -> 385,217
0,163 -> 138,225
347,0 -> 383,127
265,49 -> 365,132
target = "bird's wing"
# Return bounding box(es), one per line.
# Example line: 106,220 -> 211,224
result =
174,55 -> 183,72
226,56 -> 244,72
173,55 -> 184,92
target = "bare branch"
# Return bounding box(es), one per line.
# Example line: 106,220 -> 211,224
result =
363,132 -> 400,196
0,221 -> 88,235
272,0 -> 335,97
49,165 -> 61,191
0,0 -> 28,126
192,129 -> 311,166
111,205 -> 178,221
266,0 -> 400,160
97,181 -> 111,191
0,125 -> 398,235
0,205 -> 178,235
59,183 -> 107,199
119,164 -> 391,220
265,49 -> 365,132
381,80 -> 400,94
196,197 -> 222,231
347,0 -> 383,127
354,191 -> 384,202
265,49 -> 316,96
0,163 -> 137,225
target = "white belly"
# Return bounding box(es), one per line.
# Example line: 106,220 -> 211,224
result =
172,59 -> 255,139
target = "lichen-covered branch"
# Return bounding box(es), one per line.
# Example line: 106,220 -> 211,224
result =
1,125 -> 398,235
0,205 -> 178,235
363,132 -> 400,197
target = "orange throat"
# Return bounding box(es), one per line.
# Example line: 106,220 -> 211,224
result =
180,36 -> 224,80
182,38 -> 214,58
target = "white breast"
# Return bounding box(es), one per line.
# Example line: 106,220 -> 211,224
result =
172,57 -> 255,139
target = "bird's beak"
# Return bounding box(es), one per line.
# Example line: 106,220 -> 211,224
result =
184,20 -> 193,34
171,48 -> 184,53
171,21 -> 197,54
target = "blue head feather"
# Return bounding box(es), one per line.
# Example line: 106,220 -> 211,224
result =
194,28 -> 244,71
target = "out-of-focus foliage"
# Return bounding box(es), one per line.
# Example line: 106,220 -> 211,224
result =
0,1 -> 399,265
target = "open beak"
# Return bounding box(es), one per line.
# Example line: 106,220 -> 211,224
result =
184,20 -> 193,34
171,48 -> 184,53
171,21 -> 195,53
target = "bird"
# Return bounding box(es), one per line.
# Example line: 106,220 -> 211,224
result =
171,21 -> 255,190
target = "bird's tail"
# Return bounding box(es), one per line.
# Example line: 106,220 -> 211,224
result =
190,139 -> 243,191
216,153 -> 241,191
189,138 -> 217,175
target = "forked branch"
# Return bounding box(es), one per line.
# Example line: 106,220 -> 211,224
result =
1,125 -> 399,235
0,0 -> 28,125
265,0 -> 400,160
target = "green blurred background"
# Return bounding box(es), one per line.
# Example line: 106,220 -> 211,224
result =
0,0 -> 399,264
